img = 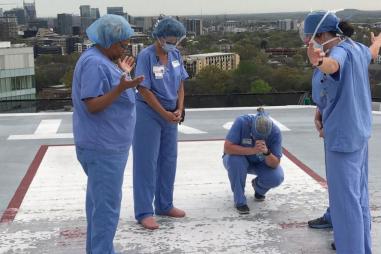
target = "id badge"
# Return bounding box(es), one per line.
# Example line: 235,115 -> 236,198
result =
153,65 -> 165,79
172,60 -> 180,68
241,138 -> 253,145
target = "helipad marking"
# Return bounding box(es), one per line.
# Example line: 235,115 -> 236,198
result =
178,124 -> 207,134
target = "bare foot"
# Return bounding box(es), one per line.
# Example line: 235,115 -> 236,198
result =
165,207 -> 186,218
140,216 -> 159,230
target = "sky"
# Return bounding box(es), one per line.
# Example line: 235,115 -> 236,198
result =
1,0 -> 380,17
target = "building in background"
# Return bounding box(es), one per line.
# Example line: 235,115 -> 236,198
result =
107,7 -> 128,19
278,19 -> 299,31
4,8 -> 26,25
0,16 -> 18,41
57,13 -> 73,35
0,8 -> 3,17
184,52 -> 240,78
130,43 -> 144,57
23,0 -> 37,22
90,8 -> 100,20
0,42 -> 36,101
79,5 -> 93,33
185,19 -> 203,36
134,17 -> 153,33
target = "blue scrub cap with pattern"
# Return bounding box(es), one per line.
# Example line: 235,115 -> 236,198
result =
152,17 -> 186,39
86,14 -> 134,48
251,108 -> 273,139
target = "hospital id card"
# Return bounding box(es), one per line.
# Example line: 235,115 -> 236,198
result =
153,65 -> 165,79
172,60 -> 180,68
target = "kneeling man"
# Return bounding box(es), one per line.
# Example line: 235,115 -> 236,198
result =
223,108 -> 284,214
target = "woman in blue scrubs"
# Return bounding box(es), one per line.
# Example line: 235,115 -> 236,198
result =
72,15 -> 144,254
302,11 -> 381,254
133,17 -> 188,230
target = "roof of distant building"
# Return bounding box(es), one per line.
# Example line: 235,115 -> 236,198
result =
187,52 -> 237,58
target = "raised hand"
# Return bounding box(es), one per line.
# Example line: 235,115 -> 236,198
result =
120,75 -> 144,89
307,42 -> 325,66
118,56 -> 136,73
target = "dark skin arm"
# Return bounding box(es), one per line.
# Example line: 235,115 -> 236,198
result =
84,75 -> 144,113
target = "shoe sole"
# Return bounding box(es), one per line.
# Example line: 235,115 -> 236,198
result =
308,224 -> 333,229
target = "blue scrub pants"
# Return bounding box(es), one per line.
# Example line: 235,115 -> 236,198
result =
76,146 -> 128,254
325,142 -> 371,254
222,154 -> 284,206
323,207 -> 332,224
133,101 -> 178,222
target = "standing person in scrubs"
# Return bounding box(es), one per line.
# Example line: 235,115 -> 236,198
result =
72,14 -> 144,254
223,108 -> 284,214
302,10 -> 381,253
133,17 -> 188,230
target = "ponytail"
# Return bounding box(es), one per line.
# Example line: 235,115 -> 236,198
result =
338,21 -> 354,37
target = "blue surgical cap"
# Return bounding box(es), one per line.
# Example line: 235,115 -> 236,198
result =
152,17 -> 186,39
304,11 -> 340,35
86,14 -> 134,48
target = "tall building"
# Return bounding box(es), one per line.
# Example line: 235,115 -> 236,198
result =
57,13 -> 73,35
90,8 -> 100,19
0,8 -> 3,17
107,7 -> 127,19
184,52 -> 240,78
0,16 -> 18,40
278,19 -> 299,31
134,17 -> 153,33
185,19 -> 203,36
80,5 -> 93,33
0,42 -> 36,101
23,0 -> 37,22
80,5 -> 91,17
4,8 -> 26,25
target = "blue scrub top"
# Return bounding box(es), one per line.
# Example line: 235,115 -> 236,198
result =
312,39 -> 372,153
135,45 -> 189,110
226,115 -> 282,163
72,47 -> 136,152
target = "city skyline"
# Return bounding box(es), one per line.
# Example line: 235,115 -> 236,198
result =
0,0 -> 381,17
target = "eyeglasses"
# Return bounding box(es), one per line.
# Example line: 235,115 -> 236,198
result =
161,35 -> 186,47
119,42 -> 130,50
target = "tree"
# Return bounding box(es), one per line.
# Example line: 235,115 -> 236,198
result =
250,79 -> 272,93
186,65 -> 232,94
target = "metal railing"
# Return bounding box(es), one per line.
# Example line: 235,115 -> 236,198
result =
0,91 -> 312,113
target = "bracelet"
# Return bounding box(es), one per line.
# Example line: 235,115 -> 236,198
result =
263,149 -> 271,156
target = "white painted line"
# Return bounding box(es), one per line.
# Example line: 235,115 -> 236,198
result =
269,117 -> 291,131
8,133 -> 73,140
34,119 -> 62,135
178,124 -> 207,134
223,122 -> 234,130
223,117 -> 291,132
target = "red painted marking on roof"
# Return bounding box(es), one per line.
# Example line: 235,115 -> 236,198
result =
279,222 -> 307,229
0,145 -> 48,223
282,147 -> 327,189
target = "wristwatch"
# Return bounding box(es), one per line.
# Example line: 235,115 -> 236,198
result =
263,149 -> 271,156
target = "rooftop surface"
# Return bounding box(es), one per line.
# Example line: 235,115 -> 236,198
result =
0,106 -> 380,253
